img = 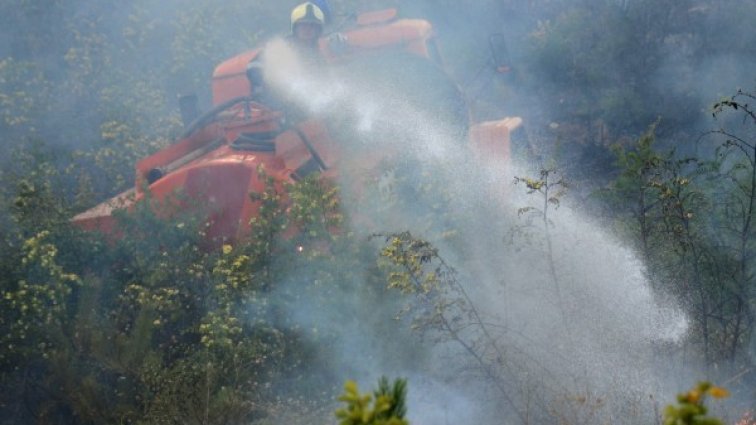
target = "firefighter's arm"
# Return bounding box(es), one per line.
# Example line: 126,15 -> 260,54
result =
325,32 -> 349,55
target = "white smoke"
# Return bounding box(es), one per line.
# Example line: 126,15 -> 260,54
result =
260,39 -> 691,424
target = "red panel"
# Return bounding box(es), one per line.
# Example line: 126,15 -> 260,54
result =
212,49 -> 260,105
468,119 -> 520,165
327,19 -> 432,56
135,125 -> 223,192
71,189 -> 136,236
183,160 -> 254,243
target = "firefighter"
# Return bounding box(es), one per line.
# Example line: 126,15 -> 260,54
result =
289,2 -> 326,52
247,2 -> 327,89
289,2 -> 347,59
247,2 -> 345,95
247,2 -> 318,104
246,1 -> 348,122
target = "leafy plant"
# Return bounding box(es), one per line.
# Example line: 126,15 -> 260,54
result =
335,378 -> 409,425
512,166 -> 569,327
663,382 -> 729,425
375,231 -> 528,423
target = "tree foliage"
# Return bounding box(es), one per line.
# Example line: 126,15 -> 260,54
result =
602,91 -> 756,378
335,378 -> 408,425
663,382 -> 730,425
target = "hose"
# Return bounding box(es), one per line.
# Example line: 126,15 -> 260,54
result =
180,95 -> 256,139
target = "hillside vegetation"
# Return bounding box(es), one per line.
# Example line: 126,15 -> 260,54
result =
0,1 -> 753,424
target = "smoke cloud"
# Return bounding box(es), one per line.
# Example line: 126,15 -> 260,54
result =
2,0 -> 754,422
259,38 -> 696,424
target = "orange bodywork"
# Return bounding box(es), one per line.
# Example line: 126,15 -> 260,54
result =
72,9 -> 521,244
72,116 -> 329,244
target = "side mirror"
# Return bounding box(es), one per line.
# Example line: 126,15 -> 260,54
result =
178,93 -> 199,128
488,33 -> 512,74
246,62 -> 265,89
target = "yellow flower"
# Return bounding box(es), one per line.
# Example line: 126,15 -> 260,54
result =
222,244 -> 233,255
686,390 -> 701,404
708,387 -> 730,399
